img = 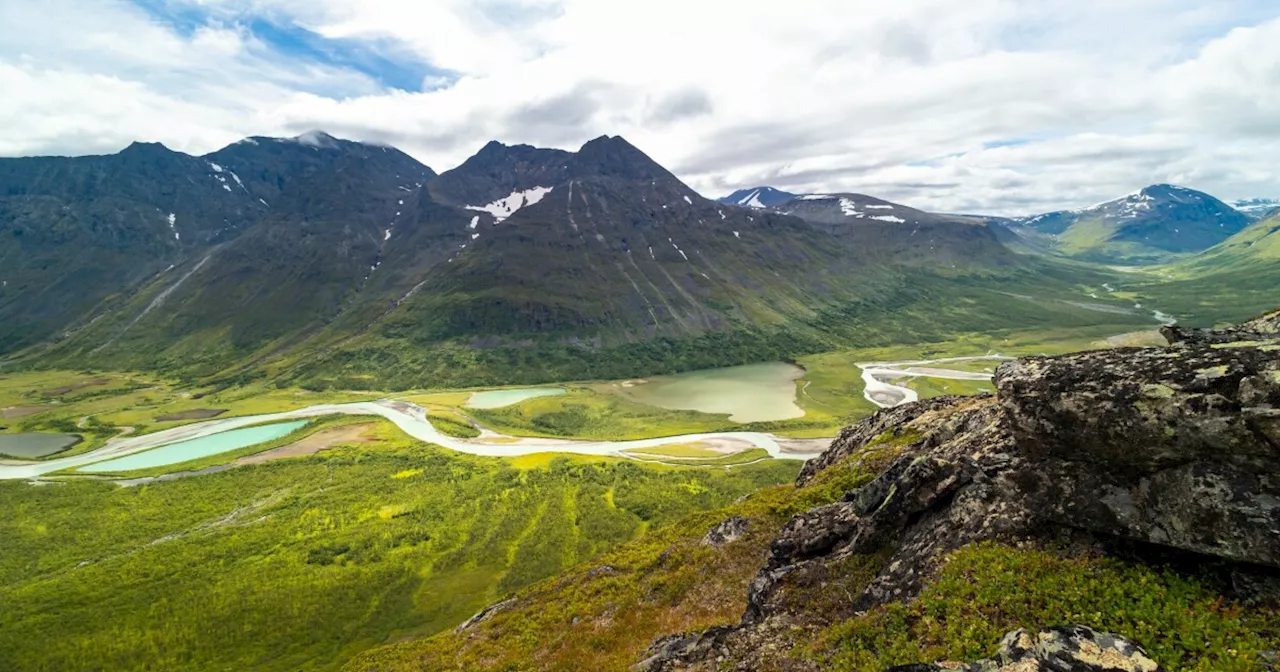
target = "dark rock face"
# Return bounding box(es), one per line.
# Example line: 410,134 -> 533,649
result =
888,625 -> 1163,672
638,310 -> 1280,671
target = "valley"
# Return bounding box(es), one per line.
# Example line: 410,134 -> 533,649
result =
2,130 -> 1277,672
0,321 -> 1160,671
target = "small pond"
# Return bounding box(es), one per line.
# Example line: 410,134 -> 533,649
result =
0,433 -> 82,459
77,420 -> 308,473
465,388 -> 566,409
619,362 -> 805,423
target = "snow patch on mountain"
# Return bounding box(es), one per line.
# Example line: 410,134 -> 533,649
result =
466,186 -> 553,222
1234,198 -> 1280,216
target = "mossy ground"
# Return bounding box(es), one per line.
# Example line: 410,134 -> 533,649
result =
810,542 -> 1280,671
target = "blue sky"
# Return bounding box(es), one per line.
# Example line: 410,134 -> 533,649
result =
127,0 -> 455,93
1,0 -> 1278,214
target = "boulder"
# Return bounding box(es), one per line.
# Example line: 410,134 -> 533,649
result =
701,516 -> 749,547
889,625 -> 1163,672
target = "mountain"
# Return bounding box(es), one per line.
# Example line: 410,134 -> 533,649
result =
1008,184 -> 1251,264
5,132 -> 437,373
1232,197 -> 1280,220
4,133 -> 1153,387
718,186 -> 797,209
766,193 -> 1021,268
0,140 -> 265,353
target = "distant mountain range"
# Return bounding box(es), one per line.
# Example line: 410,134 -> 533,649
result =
1003,184 -> 1252,264
722,182 -> 1272,265
2,134 -> 1273,386
1233,197 -> 1280,220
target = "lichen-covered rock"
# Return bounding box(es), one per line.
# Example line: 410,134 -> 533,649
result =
888,625 -> 1163,671
995,346 -> 1279,476
638,308 -> 1280,670
701,516 -> 750,547
454,598 -> 515,633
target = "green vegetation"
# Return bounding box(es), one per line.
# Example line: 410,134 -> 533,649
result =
348,484 -> 803,672
425,411 -> 480,438
466,388 -> 735,441
623,443 -> 726,458
903,376 -> 995,399
347,438 -> 1277,672
0,421 -> 797,672
346,441 -> 895,671
621,448 -> 773,467
811,542 -> 1280,671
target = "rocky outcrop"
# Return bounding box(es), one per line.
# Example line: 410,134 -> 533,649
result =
639,308 -> 1280,671
888,626 -> 1163,672
701,516 -> 749,547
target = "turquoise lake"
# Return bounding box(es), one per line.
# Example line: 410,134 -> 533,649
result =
78,420 -> 308,473
465,388 -> 566,409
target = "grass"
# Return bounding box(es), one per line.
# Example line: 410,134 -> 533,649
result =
0,420 -> 799,672
903,376 -> 995,399
621,448 -> 773,467
344,434 -> 1279,672
425,411 -> 480,438
623,443 -> 727,459
465,388 -> 736,441
809,542 -> 1280,671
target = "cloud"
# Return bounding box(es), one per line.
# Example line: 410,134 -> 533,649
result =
1,0 -> 1279,214
643,88 -> 713,126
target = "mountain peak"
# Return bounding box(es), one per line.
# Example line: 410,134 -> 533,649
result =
568,135 -> 674,182
291,130 -> 341,149
719,186 -> 798,209
117,141 -> 178,157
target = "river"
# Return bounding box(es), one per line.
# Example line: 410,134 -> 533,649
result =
0,399 -> 823,480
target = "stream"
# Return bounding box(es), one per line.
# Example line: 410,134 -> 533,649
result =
857,356 -> 1014,408
0,399 -> 821,480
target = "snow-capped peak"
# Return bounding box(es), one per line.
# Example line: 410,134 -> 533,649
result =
735,189 -> 770,209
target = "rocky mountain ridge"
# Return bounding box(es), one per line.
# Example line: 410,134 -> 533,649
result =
636,306 -> 1280,670
4,132 -> 1135,388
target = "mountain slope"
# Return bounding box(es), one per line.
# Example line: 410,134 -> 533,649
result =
1009,184 -> 1251,264
718,186 -> 797,209
6,134 -> 1156,386
0,141 -> 267,353
20,134 -> 439,376
1175,210 -> 1280,273
283,137 -> 1141,388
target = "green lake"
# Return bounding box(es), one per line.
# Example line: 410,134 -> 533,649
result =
466,388 -> 566,409
619,362 -> 805,423
0,433 -> 82,459
78,420 -> 308,473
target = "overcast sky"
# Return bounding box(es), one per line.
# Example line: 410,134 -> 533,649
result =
2,0 -> 1279,215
